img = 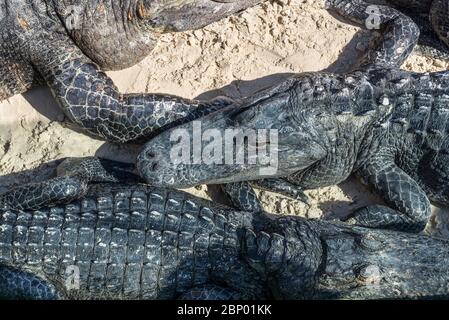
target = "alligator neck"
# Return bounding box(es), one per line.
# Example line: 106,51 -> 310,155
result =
314,221 -> 449,299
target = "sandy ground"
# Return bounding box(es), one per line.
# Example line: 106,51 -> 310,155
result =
1,0 -> 449,236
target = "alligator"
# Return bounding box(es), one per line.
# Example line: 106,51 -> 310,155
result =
137,0 -> 449,234
1,158 -> 449,300
140,61 -> 449,234
3,0 -> 449,145
0,0 -> 266,143
0,1 -> 446,233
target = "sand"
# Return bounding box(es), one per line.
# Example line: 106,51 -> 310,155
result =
1,0 -> 448,236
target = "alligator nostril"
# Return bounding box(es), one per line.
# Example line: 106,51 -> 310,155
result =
150,162 -> 158,172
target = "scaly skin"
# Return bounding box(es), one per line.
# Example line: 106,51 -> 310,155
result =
139,65 -> 449,233
385,0 -> 449,53
1,0 -> 447,145
1,182 -> 449,300
332,1 -> 449,59
0,0 -> 263,143
137,0 -> 449,233
0,184 -> 271,300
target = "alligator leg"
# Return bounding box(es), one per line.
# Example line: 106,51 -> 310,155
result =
30,35 -> 235,144
221,179 -> 309,213
349,156 -> 431,232
178,285 -> 242,300
0,157 -> 139,210
0,266 -> 59,300
430,0 -> 449,48
327,0 -> 420,67
220,182 -> 263,212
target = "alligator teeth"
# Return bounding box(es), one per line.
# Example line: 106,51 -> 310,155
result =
379,96 -> 390,106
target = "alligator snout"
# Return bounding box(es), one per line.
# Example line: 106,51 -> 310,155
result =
137,147 -> 164,185
137,141 -> 190,188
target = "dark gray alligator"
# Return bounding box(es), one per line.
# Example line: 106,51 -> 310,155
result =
140,64 -> 449,233
137,0 -> 449,233
1,158 -> 449,300
328,0 -> 449,65
3,0 -> 446,144
0,0 -> 265,143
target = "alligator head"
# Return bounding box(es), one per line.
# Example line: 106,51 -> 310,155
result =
137,77 -> 332,188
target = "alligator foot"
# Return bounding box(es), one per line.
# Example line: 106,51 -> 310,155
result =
327,0 -> 420,68
178,285 -> 242,300
0,265 -> 59,300
0,157 -> 140,211
221,179 -> 310,213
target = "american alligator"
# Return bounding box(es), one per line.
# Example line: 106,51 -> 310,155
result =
0,1 -> 444,232
137,2 -> 449,234
0,0 -> 265,143
3,0 -> 445,144
140,62 -> 449,234
1,158 -> 449,300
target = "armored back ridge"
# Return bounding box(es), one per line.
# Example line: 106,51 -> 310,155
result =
0,184 -> 268,299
